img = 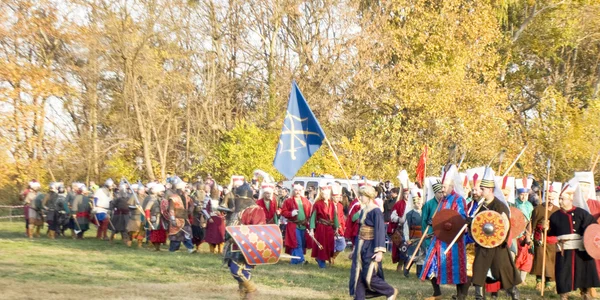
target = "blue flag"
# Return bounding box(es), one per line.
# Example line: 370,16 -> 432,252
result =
273,81 -> 326,179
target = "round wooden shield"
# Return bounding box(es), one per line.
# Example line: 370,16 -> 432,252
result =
471,210 -> 510,248
583,223 -> 600,259
508,207 -> 527,242
432,209 -> 467,244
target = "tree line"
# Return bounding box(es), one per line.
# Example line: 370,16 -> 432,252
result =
1,0 -> 599,203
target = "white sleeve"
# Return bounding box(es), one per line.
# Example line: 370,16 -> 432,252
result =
390,210 -> 399,223
399,212 -> 406,224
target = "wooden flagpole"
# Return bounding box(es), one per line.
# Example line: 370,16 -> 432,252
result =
541,159 -> 552,297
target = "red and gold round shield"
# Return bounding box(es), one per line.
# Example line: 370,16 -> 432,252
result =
471,210 -> 510,248
584,223 -> 600,259
432,209 -> 466,244
508,207 -> 527,242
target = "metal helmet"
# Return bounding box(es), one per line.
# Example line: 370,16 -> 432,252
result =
49,182 -> 59,193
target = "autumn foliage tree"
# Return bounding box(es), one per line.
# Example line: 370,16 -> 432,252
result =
1,0 -> 599,203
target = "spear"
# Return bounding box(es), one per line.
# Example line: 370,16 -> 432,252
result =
541,158 -> 552,297
591,151 -> 600,173
502,145 -> 528,177
457,152 -> 467,170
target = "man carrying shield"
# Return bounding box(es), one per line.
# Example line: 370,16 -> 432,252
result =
223,183 -> 266,300
420,165 -> 469,300
469,167 -> 521,300
548,180 -> 600,299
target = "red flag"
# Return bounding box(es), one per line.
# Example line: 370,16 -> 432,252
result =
415,146 -> 428,187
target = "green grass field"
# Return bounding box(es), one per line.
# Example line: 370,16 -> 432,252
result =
0,221 -> 566,299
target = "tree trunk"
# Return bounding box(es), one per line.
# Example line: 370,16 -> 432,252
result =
126,58 -> 155,180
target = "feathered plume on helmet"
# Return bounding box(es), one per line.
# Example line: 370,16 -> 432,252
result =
397,170 -> 410,192
253,169 -> 275,184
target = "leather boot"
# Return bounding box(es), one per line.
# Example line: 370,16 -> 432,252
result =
125,239 -> 132,247
217,243 -> 223,253
209,244 -> 215,253
456,283 -> 468,300
474,285 -> 485,300
49,231 -> 55,239
425,278 -> 441,299
109,233 -> 115,243
559,294 -> 568,300
241,280 -> 257,300
581,288 -> 593,300
507,286 -> 519,300
27,226 -> 33,238
416,265 -> 423,277
34,226 -> 41,238
154,243 -> 161,251
331,251 -> 340,265
137,240 -> 142,248
238,282 -> 246,299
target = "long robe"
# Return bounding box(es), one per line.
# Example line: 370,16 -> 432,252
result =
548,207 -> 600,294
530,203 -> 559,279
420,191 -> 468,285
390,199 -> 407,264
471,198 -> 522,289
281,196 -> 312,254
310,200 -> 339,261
344,198 -> 361,242
349,203 -> 395,299
204,196 -> 225,244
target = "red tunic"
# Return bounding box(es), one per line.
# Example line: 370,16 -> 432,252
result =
204,200 -> 226,244
344,198 -> 361,242
311,200 -> 336,261
391,199 -> 407,263
335,202 -> 346,236
281,196 -> 312,254
256,197 -> 278,224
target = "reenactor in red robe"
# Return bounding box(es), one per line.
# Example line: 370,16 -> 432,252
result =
256,183 -> 279,225
309,184 -> 339,268
281,184 -> 312,264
